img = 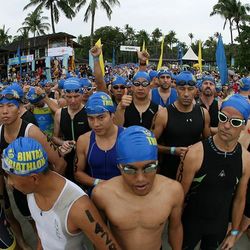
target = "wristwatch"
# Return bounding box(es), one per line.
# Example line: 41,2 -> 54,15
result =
230,229 -> 239,236
40,93 -> 46,99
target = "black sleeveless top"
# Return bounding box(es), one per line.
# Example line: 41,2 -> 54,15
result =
60,106 -> 90,141
160,104 -> 204,179
197,98 -> 219,127
184,136 -> 242,228
124,101 -> 159,129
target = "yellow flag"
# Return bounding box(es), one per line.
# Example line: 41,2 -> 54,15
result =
198,40 -> 202,73
157,36 -> 164,70
142,40 -> 149,65
95,38 -> 105,76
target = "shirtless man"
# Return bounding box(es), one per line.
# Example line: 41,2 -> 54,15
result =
92,125 -> 184,250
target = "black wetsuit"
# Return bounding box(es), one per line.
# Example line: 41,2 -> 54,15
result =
244,140 -> 250,218
182,136 -> 243,250
124,101 -> 158,130
160,104 -> 204,179
21,110 -> 39,126
0,120 -> 31,218
197,98 -> 219,127
60,106 -> 90,180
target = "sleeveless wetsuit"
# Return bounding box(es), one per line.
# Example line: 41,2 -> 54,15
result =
124,101 -> 158,129
60,106 -> 90,180
182,136 -> 243,250
161,104 -> 204,179
0,121 -> 33,218
151,88 -> 177,107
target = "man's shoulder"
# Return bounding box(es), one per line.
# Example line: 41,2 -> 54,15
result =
155,175 -> 183,194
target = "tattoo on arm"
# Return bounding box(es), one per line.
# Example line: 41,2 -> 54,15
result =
85,210 -> 118,250
177,151 -> 188,182
74,155 -> 79,173
45,133 -> 63,158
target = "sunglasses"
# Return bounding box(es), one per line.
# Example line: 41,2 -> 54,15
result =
112,85 -> 126,90
64,88 -> 82,94
83,86 -> 95,93
132,81 -> 150,87
160,75 -> 171,79
0,93 -> 20,100
218,111 -> 245,128
119,162 -> 158,175
177,80 -> 196,86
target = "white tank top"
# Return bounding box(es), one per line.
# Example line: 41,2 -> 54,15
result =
27,178 -> 88,250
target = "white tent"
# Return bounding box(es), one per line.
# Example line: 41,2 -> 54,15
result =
182,47 -> 199,61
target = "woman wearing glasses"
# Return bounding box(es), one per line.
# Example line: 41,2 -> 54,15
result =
177,94 -> 250,250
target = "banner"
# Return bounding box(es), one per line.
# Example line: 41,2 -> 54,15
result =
198,40 -> 202,73
157,36 -> 164,70
120,45 -> 140,52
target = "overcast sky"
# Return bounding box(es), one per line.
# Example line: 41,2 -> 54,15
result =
1,0 -> 249,45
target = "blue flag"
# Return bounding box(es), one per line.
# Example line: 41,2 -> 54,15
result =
216,35 -> 228,85
177,44 -> 183,65
17,45 -> 22,76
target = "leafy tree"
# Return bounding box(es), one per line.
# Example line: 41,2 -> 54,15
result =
188,33 -> 194,45
0,25 -> 12,46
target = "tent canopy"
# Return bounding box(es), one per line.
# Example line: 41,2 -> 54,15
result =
182,47 -> 199,61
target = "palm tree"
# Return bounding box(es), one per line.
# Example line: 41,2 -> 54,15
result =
0,25 -> 12,46
188,33 -> 194,45
210,0 -> 234,44
23,0 -> 76,33
124,24 -> 135,45
75,0 -> 120,46
13,27 -> 30,42
20,10 -> 50,38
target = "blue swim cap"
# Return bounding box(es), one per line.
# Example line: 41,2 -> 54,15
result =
111,76 -> 127,86
26,87 -> 45,104
0,85 -> 21,107
79,78 -> 92,88
11,82 -> 24,99
221,94 -> 250,121
58,79 -> 65,89
2,137 -> 48,176
116,126 -> 158,164
239,77 -> 250,91
63,78 -> 83,93
149,70 -> 158,81
85,91 -> 115,115
133,71 -> 150,82
157,69 -> 172,78
176,71 -> 196,85
201,75 -> 215,84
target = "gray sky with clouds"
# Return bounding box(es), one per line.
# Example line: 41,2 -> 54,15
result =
1,0 -> 248,45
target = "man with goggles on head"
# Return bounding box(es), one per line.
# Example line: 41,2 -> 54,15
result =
91,125 -> 184,250
153,71 -> 211,180
79,77 -> 95,105
53,78 -> 91,181
196,75 -> 222,135
0,85 -> 66,249
177,94 -> 250,250
151,68 -> 178,108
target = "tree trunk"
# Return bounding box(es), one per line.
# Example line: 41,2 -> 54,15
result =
229,20 -> 233,45
236,22 -> 243,46
90,10 -> 95,47
50,3 -> 55,33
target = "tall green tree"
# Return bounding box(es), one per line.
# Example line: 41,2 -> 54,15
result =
0,25 -> 12,46
75,0 -> 120,46
124,24 -> 135,45
210,0 -> 234,44
20,10 -> 50,37
13,28 -> 30,43
23,0 -> 76,33
188,33 -> 194,45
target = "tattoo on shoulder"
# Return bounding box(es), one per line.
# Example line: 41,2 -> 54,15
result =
85,210 -> 118,250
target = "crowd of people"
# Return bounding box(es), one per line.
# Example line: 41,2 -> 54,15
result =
0,45 -> 250,250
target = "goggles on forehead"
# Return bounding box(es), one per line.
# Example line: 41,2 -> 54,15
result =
64,88 -> 82,94
83,86 -> 95,93
119,162 -> 158,175
0,93 -> 20,101
218,111 -> 245,128
132,81 -> 150,87
177,80 -> 196,86
112,85 -> 126,90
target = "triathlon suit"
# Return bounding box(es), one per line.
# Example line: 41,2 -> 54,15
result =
21,110 -> 39,126
124,101 -> 159,130
0,205 -> 16,250
0,120 -> 33,218
244,127 -> 250,218
197,98 -> 219,127
85,126 -> 124,194
27,178 -> 87,250
182,137 -> 242,250
60,106 -> 90,181
160,104 -> 204,179
151,87 -> 178,107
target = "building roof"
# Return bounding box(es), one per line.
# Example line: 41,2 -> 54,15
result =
182,47 -> 199,61
1,32 -> 80,52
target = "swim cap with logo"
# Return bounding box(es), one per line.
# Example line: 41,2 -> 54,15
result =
116,125 -> 158,164
85,91 -> 115,115
2,137 -> 48,176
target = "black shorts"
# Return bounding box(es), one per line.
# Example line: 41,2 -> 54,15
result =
0,206 -> 16,249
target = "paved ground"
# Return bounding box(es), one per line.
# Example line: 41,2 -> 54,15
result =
8,189 -> 250,250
